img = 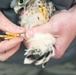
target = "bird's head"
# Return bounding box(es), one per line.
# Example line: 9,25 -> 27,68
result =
10,0 -> 30,14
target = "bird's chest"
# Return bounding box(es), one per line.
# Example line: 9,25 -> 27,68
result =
19,2 -> 50,30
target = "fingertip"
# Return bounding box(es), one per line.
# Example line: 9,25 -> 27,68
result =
16,26 -> 25,33
10,23 -> 25,33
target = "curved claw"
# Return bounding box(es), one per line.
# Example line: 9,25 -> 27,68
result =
24,44 -> 55,68
24,54 -> 39,64
24,48 -> 42,64
35,49 -> 55,68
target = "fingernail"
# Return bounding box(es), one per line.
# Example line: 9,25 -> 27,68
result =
17,27 -> 25,32
26,30 -> 34,38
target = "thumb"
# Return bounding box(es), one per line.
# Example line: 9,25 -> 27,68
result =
0,12 -> 25,33
26,21 -> 59,38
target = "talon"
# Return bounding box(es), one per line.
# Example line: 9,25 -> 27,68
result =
42,62 -> 47,68
35,54 -> 45,65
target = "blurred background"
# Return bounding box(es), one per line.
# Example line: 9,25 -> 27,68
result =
0,38 -> 76,75
0,0 -> 76,75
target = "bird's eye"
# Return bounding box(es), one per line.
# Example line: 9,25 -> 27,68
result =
20,0 -> 23,3
18,0 -> 24,5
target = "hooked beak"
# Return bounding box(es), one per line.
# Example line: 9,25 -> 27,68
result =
14,6 -> 24,15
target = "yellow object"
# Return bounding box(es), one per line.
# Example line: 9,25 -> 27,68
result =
6,32 -> 20,37
0,32 -> 25,40
39,2 -> 47,20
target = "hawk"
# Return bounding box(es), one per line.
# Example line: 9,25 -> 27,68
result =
10,0 -> 56,68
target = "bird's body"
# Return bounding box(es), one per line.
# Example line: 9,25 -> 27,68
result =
10,0 -> 56,68
19,0 -> 56,30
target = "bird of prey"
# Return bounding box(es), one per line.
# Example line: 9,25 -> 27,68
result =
10,0 -> 56,68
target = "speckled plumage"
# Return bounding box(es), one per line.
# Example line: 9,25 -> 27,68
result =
10,0 -> 56,68
20,0 -> 56,30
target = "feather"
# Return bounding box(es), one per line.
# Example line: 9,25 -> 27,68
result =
10,0 -> 57,68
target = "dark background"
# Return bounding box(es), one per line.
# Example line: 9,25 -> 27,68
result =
0,0 -> 76,75
0,38 -> 76,75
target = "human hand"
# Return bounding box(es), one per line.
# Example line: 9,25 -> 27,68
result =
24,6 -> 76,58
0,12 -> 25,61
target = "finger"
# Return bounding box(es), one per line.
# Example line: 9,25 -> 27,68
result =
26,21 -> 59,38
0,12 -> 25,33
23,40 -> 29,48
0,44 -> 20,61
0,37 -> 23,53
53,35 -> 75,58
59,10 -> 69,13
68,5 -> 76,12
53,37 -> 68,58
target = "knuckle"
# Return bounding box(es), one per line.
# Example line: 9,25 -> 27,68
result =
51,24 -> 59,33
